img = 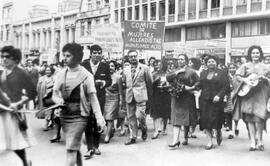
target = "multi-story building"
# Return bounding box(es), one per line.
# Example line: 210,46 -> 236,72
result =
111,0 -> 270,63
76,0 -> 111,58
0,1 -> 14,47
0,0 -> 80,63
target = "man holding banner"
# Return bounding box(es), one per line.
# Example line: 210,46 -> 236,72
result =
122,50 -> 153,145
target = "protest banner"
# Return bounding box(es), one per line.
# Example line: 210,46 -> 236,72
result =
92,24 -> 123,53
123,20 -> 165,51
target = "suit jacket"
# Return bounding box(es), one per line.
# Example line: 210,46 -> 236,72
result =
81,59 -> 112,111
123,63 -> 153,104
199,68 -> 229,101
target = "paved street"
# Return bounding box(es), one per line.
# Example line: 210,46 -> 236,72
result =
1,114 -> 270,166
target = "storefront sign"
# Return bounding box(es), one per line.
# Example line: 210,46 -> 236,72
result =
123,20 -> 165,51
92,24 -> 123,53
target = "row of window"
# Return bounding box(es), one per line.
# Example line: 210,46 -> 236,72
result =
165,18 -> 270,42
114,0 -> 270,22
80,18 -> 109,37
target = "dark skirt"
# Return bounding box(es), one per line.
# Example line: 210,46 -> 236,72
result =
104,92 -> 119,120
199,99 -> 224,130
151,90 -> 171,119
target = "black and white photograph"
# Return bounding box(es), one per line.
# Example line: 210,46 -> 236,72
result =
1,0 -> 270,166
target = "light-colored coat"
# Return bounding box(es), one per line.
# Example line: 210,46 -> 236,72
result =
123,63 -> 153,104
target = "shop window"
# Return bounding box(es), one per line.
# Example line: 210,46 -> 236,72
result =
165,28 -> 181,42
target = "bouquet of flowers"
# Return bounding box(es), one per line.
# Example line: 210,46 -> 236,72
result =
168,78 -> 185,98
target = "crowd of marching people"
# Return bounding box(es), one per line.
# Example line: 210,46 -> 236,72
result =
1,43 -> 270,166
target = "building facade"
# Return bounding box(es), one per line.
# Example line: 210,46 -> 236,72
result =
111,0 -> 270,63
76,0 -> 111,59
0,0 -> 80,63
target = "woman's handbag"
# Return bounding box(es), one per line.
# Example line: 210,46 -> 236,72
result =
14,112 -> 28,131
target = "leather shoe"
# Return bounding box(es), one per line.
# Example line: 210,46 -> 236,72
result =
125,138 -> 136,145
84,149 -> 95,159
93,148 -> 101,155
249,147 -> 256,151
182,140 -> 188,146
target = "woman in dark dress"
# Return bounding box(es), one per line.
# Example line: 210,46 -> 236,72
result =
198,55 -> 229,150
151,60 -> 171,139
52,43 -> 105,166
0,46 -> 37,166
166,54 -> 199,148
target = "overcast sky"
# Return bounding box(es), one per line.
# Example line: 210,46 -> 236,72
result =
0,0 -> 78,20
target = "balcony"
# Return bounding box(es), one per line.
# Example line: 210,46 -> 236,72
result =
236,5 -> 247,14
188,12 -> 196,20
223,6 -> 233,16
251,2 -> 262,12
178,13 -> 185,21
168,14 -> 175,23
211,8 -> 219,17
199,10 -> 207,19
79,7 -> 110,19
150,16 -> 156,21
159,15 -> 165,21
267,1 -> 270,10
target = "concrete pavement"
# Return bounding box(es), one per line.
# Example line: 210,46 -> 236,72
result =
1,114 -> 270,166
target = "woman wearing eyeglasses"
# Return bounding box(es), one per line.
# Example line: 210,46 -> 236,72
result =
0,46 -> 37,166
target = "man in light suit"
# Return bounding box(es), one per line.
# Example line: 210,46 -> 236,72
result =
123,50 -> 153,145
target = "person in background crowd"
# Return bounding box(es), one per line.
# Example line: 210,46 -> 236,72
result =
25,59 -> 39,88
0,46 -> 37,166
81,44 -> 112,159
148,57 -> 156,73
198,55 -> 229,150
166,54 -> 199,148
104,60 -> 123,143
264,54 -> 270,65
188,57 -> 201,138
223,63 -> 236,139
116,58 -> 130,137
151,59 -> 171,139
52,43 -> 105,166
122,50 -> 153,145
233,45 -> 270,151
36,66 -> 55,131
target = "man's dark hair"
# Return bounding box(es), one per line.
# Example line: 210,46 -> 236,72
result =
190,57 -> 201,71
1,45 -> 22,64
62,43 -> 84,63
89,44 -> 102,54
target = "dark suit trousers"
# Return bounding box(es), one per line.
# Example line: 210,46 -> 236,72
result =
85,113 -> 100,149
85,94 -> 105,150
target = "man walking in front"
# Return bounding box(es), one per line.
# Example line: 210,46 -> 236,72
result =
123,50 -> 153,145
81,44 -> 112,159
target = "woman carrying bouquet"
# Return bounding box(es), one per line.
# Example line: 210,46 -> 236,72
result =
166,54 -> 199,148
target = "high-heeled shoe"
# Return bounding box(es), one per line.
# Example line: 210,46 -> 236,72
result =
257,145 -> 264,151
50,136 -> 61,143
104,136 -> 110,144
168,141 -> 180,148
151,132 -> 159,139
205,144 -> 213,150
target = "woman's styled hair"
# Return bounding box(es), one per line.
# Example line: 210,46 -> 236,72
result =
205,55 -> 219,65
246,45 -> 264,62
109,60 -> 119,70
190,57 -> 201,71
62,43 -> 84,63
1,46 -> 22,64
46,65 -> 56,75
